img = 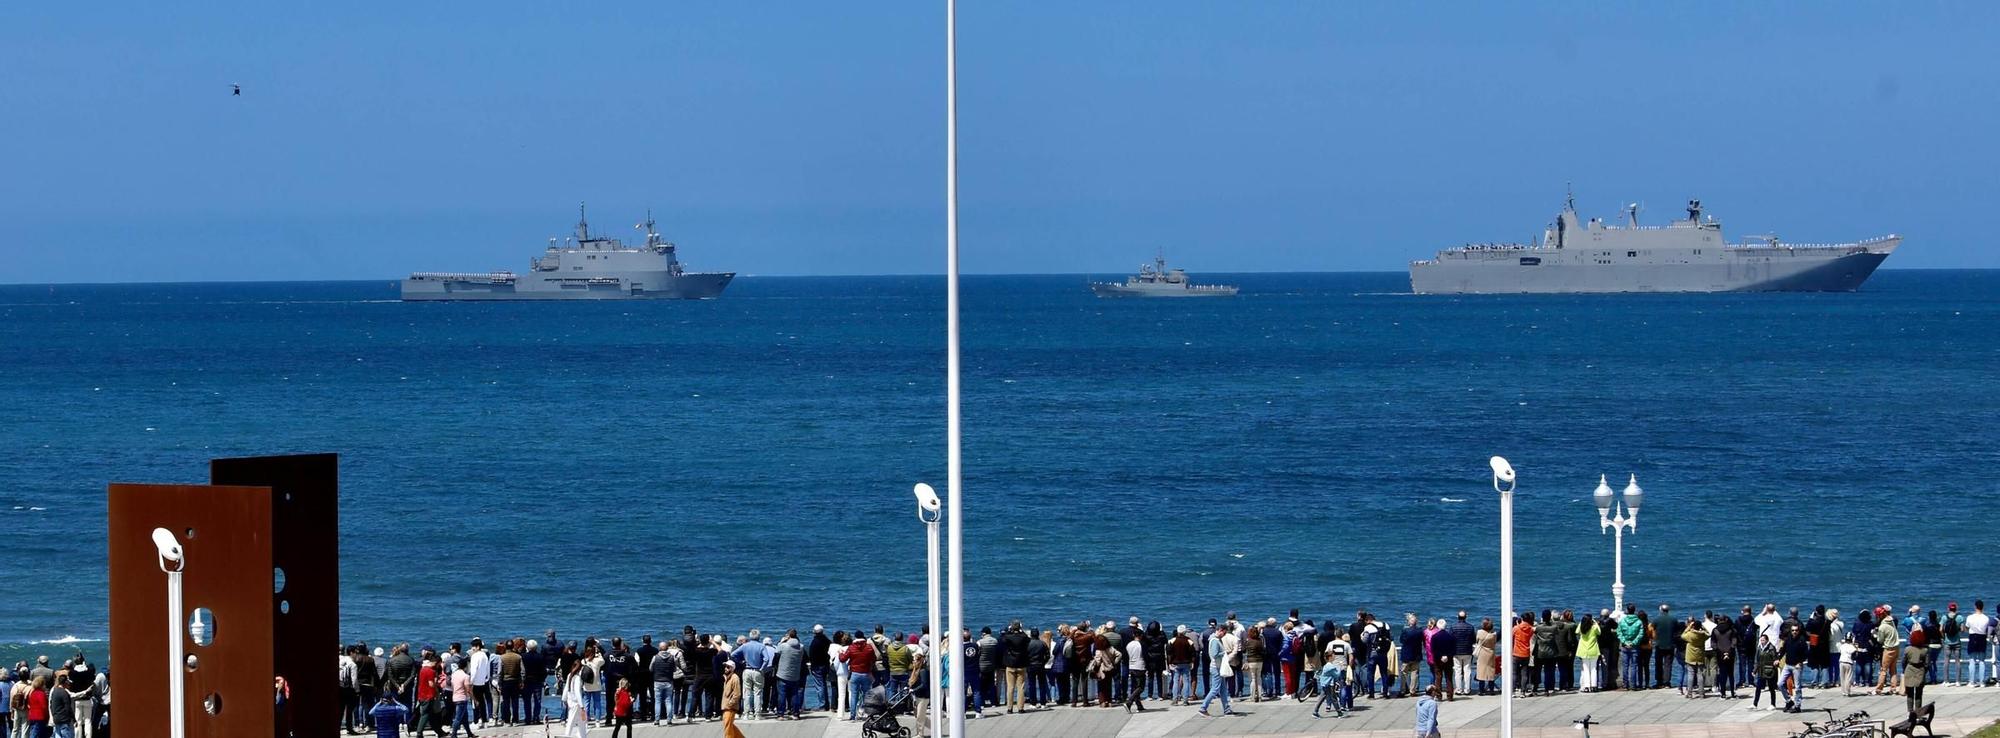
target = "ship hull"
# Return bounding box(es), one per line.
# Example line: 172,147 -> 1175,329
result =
1411,245 -> 1893,295
401,272 -> 734,301
1090,283 -> 1238,297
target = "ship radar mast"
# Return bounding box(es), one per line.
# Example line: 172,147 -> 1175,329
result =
575,202 -> 590,242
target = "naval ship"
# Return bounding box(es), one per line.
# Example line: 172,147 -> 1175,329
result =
401,205 -> 733,301
1090,255 -> 1239,297
1409,194 -> 1899,294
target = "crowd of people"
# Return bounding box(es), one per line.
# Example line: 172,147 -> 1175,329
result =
1,597 -> 1990,737
2,653 -> 107,738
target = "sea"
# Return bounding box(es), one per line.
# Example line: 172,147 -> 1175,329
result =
2,271 -> 1996,670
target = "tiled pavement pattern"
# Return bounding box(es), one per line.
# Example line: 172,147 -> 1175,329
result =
414,683 -> 2000,738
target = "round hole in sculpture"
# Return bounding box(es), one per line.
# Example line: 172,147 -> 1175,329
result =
280,600 -> 291,615
185,654 -> 199,672
203,692 -> 223,715
189,608 -> 216,646
184,527 -> 197,540
274,567 -> 286,593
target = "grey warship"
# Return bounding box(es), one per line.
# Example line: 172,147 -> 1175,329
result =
402,205 -> 733,301
1091,255 -> 1238,297
1409,193 -> 1899,294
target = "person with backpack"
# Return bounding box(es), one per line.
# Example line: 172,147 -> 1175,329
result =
579,644 -> 605,725
1944,603 -> 1966,685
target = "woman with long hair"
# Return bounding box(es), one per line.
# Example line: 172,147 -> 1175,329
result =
560,660 -> 588,738
1475,619 -> 1499,696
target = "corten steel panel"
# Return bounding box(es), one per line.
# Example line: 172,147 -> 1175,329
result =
107,483 -> 275,738
211,453 -> 338,738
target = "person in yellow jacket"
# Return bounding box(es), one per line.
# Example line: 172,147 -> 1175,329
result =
1682,617 -> 1710,698
1577,618 -> 1603,692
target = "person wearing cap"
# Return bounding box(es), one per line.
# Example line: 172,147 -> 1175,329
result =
1943,603 -> 1966,686
1413,684 -> 1442,738
1167,625 -> 1195,705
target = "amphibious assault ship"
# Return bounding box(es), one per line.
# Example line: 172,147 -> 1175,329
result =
1409,194 -> 1899,294
401,205 -> 733,301
1091,255 -> 1238,297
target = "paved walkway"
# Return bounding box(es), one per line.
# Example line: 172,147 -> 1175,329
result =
435,684 -> 2000,738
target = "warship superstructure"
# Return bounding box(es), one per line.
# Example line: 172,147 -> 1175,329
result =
1090,255 -> 1238,297
1409,194 -> 1899,294
402,205 -> 733,301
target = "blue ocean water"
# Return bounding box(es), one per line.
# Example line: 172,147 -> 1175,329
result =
1,271 -> 1995,659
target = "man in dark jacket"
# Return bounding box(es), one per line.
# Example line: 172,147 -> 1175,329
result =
807,626 -> 832,712
1026,629 -> 1051,706
1657,604 -> 1682,689
1399,616 -> 1426,698
1533,612 -> 1560,696
1143,623 -> 1169,701
976,627 -> 1000,709
385,643 -> 418,708
1449,612 -> 1478,694
1557,610 -> 1579,691
1261,620 -> 1285,699
354,642 -> 381,727
522,641 -> 547,725
1596,611 -> 1621,690
1001,621 -> 1031,713
635,634 -> 659,721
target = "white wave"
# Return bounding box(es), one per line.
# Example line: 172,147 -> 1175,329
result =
27,507 -> 45,512
1229,553 -> 1245,558
31,635 -> 100,645
1439,497 -> 1467,503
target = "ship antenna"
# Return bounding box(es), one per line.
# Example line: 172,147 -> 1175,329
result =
1565,182 -> 1575,212
576,201 -> 589,241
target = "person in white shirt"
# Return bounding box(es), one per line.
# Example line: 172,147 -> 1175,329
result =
467,638 -> 492,726
1755,604 -> 1784,650
338,647 -> 360,734
1968,600 -> 1993,687
1123,637 -> 1148,713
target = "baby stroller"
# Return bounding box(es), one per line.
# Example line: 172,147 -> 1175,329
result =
860,684 -> 916,738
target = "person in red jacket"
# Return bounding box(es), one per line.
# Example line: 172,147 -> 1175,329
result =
608,678 -> 636,738
26,677 -> 51,732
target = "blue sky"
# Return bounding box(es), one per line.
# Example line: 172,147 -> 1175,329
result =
1,2 -> 1992,282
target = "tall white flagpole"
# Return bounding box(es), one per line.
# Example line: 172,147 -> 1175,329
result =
944,0 -> 966,737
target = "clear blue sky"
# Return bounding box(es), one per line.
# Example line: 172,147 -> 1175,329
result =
2,2 -> 1992,282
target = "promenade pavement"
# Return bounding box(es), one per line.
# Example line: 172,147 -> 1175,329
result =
439,683 -> 2000,738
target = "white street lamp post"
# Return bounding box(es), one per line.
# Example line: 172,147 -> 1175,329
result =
942,0 -> 966,736
914,483 -> 944,738
1489,457 -> 1516,738
152,528 -> 188,738
1593,474 -> 1643,613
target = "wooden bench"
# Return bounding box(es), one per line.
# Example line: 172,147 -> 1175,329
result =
1888,702 -> 1934,738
